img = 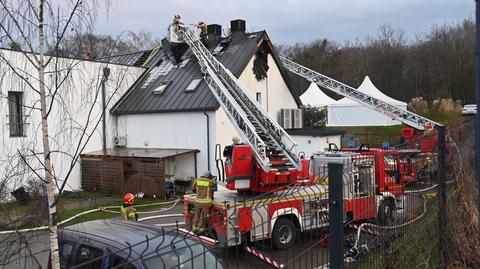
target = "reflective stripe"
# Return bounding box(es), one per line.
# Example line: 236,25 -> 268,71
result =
197,180 -> 210,187
195,199 -> 212,204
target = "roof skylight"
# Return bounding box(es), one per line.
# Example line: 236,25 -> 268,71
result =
185,78 -> 202,92
152,81 -> 170,95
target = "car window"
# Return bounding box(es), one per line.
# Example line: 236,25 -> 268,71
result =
104,254 -> 137,269
143,244 -> 222,269
60,241 -> 75,269
74,244 -> 104,269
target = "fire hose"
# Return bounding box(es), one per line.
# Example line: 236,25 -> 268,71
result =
0,199 -> 180,235
345,193 -> 428,262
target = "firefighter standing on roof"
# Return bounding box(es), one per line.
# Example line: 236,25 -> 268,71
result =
121,193 -> 138,222
172,14 -> 183,33
196,21 -> 208,45
192,171 -> 216,234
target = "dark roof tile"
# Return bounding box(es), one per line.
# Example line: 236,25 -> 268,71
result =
112,31 -> 301,115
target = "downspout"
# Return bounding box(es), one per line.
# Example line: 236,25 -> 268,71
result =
101,67 -> 110,153
203,110 -> 211,171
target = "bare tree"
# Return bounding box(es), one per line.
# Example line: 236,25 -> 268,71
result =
0,1 -> 141,268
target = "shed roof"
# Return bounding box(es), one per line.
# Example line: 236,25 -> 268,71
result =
82,148 -> 199,159
111,31 -> 301,115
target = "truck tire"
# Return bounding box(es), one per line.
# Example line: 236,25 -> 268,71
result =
272,218 -> 298,250
377,199 -> 395,226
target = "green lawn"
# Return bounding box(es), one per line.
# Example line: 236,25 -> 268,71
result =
326,111 -> 462,148
58,196 -> 175,226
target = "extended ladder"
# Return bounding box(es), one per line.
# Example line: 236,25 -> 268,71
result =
279,57 -> 442,130
179,27 -> 300,172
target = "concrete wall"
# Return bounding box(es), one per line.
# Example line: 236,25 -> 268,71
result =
291,135 -> 342,158
0,49 -> 143,196
115,111 -> 216,179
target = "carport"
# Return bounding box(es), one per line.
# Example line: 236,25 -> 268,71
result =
81,148 -> 199,198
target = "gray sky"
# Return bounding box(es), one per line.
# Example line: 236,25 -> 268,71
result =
97,0 -> 474,45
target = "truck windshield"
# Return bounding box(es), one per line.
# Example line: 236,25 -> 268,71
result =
143,244 -> 222,269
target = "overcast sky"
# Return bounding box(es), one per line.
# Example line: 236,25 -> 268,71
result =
97,0 -> 474,45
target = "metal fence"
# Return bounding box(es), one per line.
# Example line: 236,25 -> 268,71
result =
44,118 -> 476,269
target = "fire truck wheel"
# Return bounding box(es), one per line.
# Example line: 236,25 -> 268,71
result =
377,199 -> 395,226
272,218 -> 298,250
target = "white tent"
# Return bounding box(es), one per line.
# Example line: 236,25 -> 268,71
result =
327,76 -> 408,126
300,83 -> 336,107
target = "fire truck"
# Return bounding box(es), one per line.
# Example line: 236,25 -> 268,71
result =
169,22 -> 442,250
184,151 -> 378,249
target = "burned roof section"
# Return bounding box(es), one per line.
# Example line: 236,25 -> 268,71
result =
99,48 -> 162,68
112,22 -> 301,115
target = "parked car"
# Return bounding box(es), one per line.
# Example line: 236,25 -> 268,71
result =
462,104 -> 477,115
49,219 -> 224,269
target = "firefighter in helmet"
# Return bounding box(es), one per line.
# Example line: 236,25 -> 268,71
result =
172,14 -> 183,33
121,193 -> 138,222
192,171 -> 216,234
196,21 -> 208,45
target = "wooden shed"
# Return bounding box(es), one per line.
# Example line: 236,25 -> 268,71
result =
81,148 -> 199,198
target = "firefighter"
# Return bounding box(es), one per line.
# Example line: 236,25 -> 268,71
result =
192,171 -> 216,234
120,193 -> 138,222
172,14 -> 183,33
196,21 -> 208,45
223,136 -> 243,162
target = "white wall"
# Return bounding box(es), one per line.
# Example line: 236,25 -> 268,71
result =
291,135 -> 342,158
0,49 -> 143,195
115,111 -> 216,179
216,51 -> 300,164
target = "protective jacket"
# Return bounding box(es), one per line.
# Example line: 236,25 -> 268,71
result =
120,204 -> 138,221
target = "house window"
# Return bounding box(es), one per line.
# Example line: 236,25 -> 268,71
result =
8,91 -> 24,137
152,81 -> 170,95
185,78 -> 202,92
256,92 -> 262,104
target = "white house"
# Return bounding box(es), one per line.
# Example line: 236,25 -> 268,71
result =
0,48 -> 143,195
110,20 -> 304,181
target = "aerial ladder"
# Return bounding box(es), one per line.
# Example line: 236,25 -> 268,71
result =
177,26 -> 301,176
279,57 -> 442,131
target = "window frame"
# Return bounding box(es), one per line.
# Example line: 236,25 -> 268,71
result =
256,92 -> 262,105
7,91 -> 25,137
185,78 -> 202,92
152,81 -> 170,95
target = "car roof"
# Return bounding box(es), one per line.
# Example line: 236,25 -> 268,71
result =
62,219 -> 198,256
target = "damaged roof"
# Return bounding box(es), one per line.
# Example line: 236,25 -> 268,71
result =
111,31 -> 301,115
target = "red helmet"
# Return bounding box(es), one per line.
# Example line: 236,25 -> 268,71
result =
123,193 -> 135,205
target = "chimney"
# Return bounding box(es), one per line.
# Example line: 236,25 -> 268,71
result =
207,24 -> 222,48
230,19 -> 246,42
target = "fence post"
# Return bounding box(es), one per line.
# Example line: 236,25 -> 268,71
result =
437,126 -> 447,269
328,162 -> 344,269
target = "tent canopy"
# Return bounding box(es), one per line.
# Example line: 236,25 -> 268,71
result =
327,76 -> 407,126
332,76 -> 407,107
300,83 -> 336,107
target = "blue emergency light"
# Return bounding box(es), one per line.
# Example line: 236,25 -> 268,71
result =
382,141 -> 390,149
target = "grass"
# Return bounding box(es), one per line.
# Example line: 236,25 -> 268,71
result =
326,111 -> 462,148
58,196 -> 173,226
327,125 -> 404,147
